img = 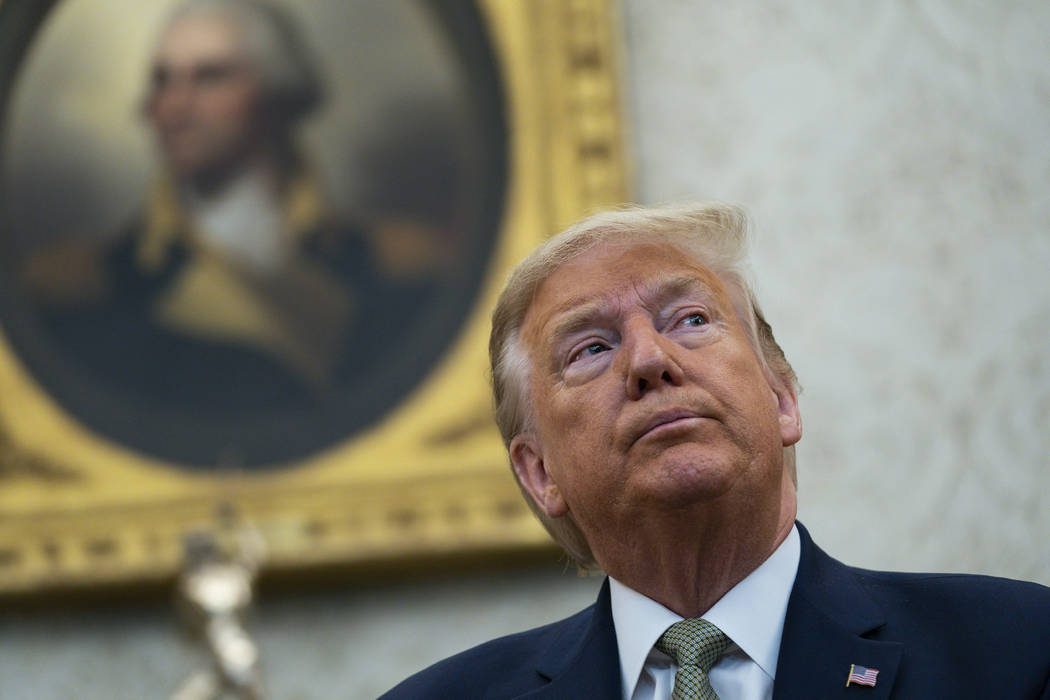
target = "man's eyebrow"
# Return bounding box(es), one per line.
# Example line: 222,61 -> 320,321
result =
542,274 -> 718,344
648,274 -> 718,304
545,299 -> 616,347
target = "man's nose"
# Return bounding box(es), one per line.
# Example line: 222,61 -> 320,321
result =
152,79 -> 195,121
620,319 -> 685,400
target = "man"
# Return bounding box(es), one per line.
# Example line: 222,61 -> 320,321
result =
381,203 -> 1050,699
126,0 -> 352,395
24,0 -> 423,410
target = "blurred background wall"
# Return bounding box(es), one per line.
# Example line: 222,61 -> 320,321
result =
2,1 -> 1048,698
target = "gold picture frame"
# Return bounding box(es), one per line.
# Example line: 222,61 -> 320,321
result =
0,0 -> 628,595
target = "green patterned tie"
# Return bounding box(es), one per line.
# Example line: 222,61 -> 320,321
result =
655,618 -> 730,700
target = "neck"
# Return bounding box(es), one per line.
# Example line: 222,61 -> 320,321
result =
184,162 -> 275,208
594,475 -> 796,618
184,144 -> 292,201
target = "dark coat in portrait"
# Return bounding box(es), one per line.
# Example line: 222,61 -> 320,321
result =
24,168 -> 430,414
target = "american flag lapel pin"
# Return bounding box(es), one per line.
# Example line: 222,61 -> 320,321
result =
846,664 -> 879,688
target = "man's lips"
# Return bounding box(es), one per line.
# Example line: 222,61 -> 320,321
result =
629,409 -> 708,446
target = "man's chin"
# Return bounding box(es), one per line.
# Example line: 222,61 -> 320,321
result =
166,157 -> 240,190
164,155 -> 211,180
630,449 -> 744,508
159,141 -> 228,179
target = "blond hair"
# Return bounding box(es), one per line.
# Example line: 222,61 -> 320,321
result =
489,203 -> 798,567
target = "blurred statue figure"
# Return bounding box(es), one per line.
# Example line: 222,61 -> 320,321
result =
172,522 -> 267,700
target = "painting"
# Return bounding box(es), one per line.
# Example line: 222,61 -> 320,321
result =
0,0 -> 628,595
1,0 -> 507,465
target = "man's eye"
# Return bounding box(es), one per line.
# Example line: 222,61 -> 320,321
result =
571,342 -> 609,363
151,66 -> 171,90
680,313 -> 708,327
194,63 -> 237,86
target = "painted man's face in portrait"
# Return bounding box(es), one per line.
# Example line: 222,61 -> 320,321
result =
144,13 -> 265,182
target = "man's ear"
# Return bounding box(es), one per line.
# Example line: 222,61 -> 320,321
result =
770,380 -> 802,447
509,434 -> 568,518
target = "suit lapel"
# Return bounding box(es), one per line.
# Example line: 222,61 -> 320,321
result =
773,524 -> 902,700
518,579 -> 622,700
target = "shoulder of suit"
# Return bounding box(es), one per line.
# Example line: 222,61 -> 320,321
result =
849,565 -> 1050,601
377,602 -> 597,699
848,566 -> 1050,640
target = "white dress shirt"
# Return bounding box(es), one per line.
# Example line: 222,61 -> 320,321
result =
609,524 -> 801,700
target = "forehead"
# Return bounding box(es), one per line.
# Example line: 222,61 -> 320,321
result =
155,13 -> 245,65
522,240 -> 730,341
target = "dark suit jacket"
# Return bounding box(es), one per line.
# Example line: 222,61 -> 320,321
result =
379,523 -> 1050,699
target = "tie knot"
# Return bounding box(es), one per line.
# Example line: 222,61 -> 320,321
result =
656,618 -> 729,672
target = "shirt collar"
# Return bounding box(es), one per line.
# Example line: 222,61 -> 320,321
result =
138,165 -> 327,273
609,524 -> 801,699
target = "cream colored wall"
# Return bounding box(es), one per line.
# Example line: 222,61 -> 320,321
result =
2,2 -> 1047,698
620,0 -> 1050,584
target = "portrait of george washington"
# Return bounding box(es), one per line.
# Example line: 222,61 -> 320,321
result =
0,0 -> 506,467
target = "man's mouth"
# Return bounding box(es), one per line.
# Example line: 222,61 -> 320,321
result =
631,409 -> 706,445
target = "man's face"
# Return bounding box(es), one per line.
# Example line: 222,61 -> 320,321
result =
512,240 -> 801,559
144,14 -> 264,179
